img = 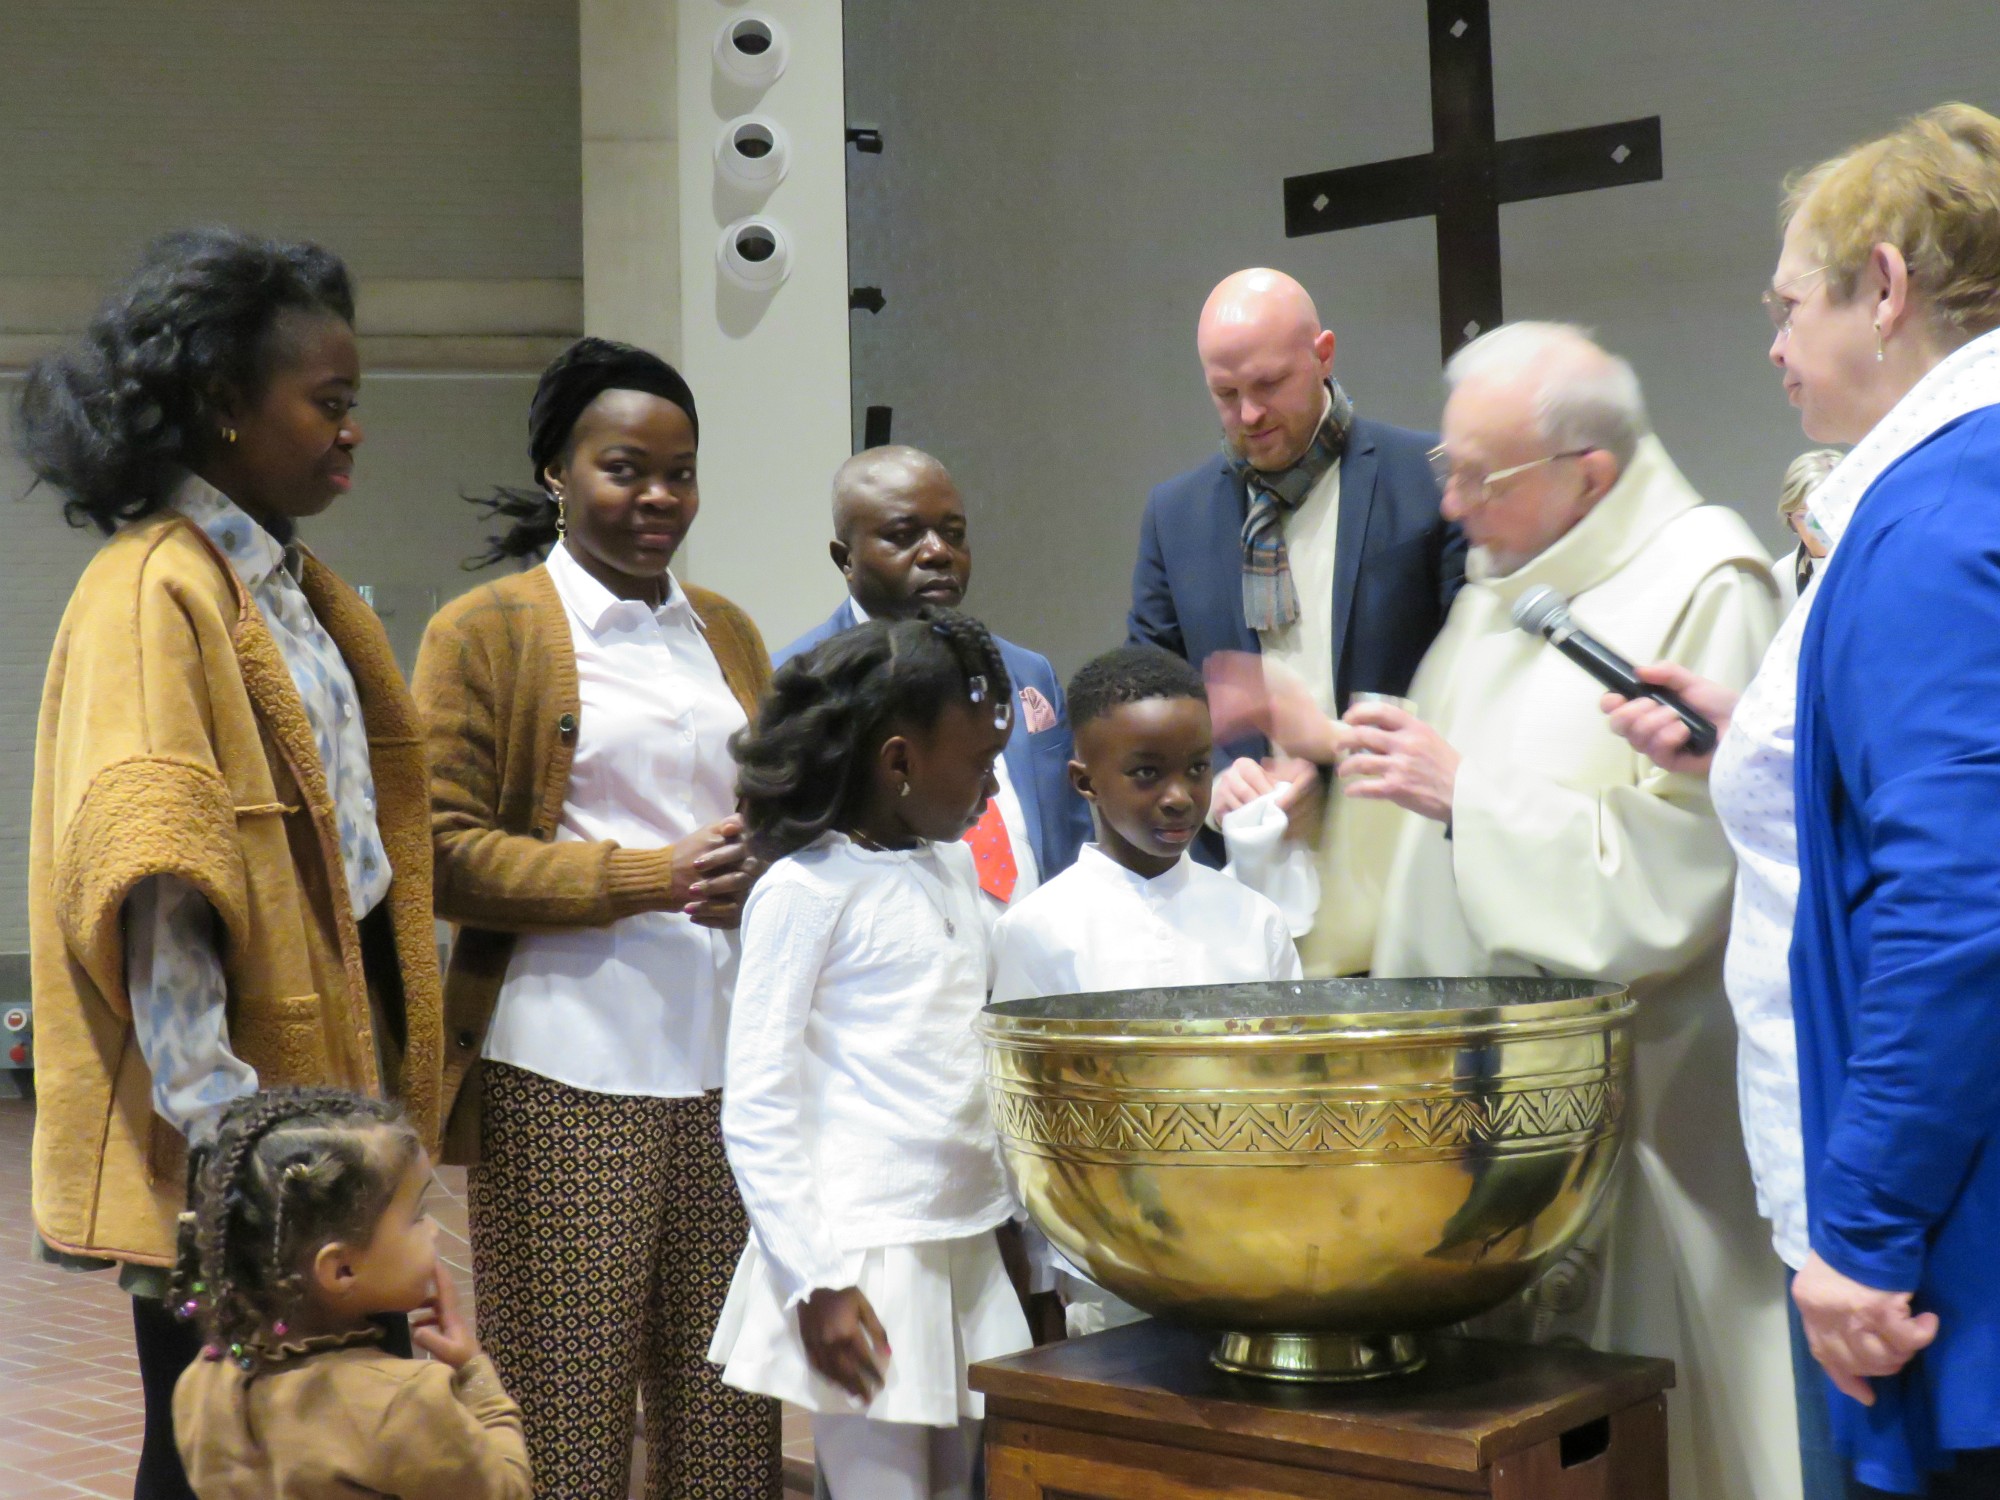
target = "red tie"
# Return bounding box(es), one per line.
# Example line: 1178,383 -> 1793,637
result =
964,798 -> 1018,902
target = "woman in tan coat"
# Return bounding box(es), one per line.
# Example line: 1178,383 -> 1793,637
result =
414,338 -> 781,1499
18,228 -> 443,1500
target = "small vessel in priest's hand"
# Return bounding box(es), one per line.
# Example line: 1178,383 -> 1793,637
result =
977,977 -> 1633,1383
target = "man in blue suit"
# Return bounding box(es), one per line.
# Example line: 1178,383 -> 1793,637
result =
1129,268 -> 1465,822
776,446 -> 1092,900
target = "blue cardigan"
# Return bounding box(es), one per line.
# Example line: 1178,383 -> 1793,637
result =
1792,404 -> 2000,1492
774,597 -> 1092,881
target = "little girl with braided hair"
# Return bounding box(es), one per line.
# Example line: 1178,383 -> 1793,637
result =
708,607 -> 1033,1500
170,1088 -> 530,1498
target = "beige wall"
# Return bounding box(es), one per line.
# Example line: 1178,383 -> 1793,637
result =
675,0 -> 852,650
844,0 -> 2000,679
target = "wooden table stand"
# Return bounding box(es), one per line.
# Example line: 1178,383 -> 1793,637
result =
972,1321 -> 1674,1499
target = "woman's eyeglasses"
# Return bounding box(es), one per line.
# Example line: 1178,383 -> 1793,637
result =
1762,264 -> 1831,335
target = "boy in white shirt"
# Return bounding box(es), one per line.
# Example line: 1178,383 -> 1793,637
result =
990,645 -> 1301,1334
992,644 -> 1301,1001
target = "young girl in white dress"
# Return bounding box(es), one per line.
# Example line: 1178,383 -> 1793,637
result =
709,608 -> 1032,1500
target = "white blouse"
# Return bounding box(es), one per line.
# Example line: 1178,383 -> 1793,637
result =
990,844 -> 1301,1001
1709,580 -> 1818,1270
481,542 -> 748,1098
721,833 -> 1015,1307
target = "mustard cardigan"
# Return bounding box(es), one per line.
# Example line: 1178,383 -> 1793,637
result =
411,563 -> 771,1163
29,515 -> 443,1267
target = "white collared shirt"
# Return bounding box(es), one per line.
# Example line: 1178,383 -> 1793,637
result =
1710,584 -> 1817,1268
481,541 -> 749,1097
989,843 -> 1301,1002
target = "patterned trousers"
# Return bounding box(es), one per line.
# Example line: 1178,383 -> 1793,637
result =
470,1063 -> 782,1500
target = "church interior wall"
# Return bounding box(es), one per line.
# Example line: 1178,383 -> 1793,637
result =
0,0 -> 585,952
842,0 -> 2000,679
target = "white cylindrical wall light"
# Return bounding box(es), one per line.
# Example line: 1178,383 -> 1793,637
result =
713,14 -> 788,88
718,216 -> 791,292
715,115 -> 790,191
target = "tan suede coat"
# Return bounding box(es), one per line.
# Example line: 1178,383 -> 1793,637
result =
29,514 -> 443,1267
175,1343 -> 531,1499
412,563 -> 770,1163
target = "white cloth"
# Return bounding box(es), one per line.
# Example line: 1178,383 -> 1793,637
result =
812,1414 -> 981,1500
710,1230 -> 1030,1425
1321,436 -> 1797,1500
720,833 -> 1015,1307
1711,589 -> 1817,1270
1220,785 -> 1321,938
990,844 -> 1300,1001
1257,457 -> 1342,715
482,541 -> 748,1098
1712,324 -> 2000,1273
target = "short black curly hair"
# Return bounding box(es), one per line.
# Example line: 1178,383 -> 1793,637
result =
1066,644 -> 1207,733
13,227 -> 356,534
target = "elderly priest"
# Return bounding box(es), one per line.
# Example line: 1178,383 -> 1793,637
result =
1216,323 -> 1792,1500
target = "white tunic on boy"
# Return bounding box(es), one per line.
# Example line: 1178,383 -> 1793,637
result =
711,831 -> 1030,1426
991,844 -> 1301,1002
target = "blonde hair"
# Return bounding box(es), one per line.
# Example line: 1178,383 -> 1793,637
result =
1782,102 -> 2000,340
1778,448 -> 1844,521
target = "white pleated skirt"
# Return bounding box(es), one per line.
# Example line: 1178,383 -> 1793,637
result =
708,1229 -> 1032,1426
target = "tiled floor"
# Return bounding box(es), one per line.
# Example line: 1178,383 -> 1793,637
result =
0,1094 -> 813,1497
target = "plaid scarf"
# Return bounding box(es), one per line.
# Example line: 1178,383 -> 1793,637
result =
1231,380 -> 1355,632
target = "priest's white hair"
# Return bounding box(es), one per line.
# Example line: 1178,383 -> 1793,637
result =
1444,322 -> 1650,469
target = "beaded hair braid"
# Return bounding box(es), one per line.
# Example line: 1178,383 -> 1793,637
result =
733,605 -> 1013,862
169,1088 -> 420,1370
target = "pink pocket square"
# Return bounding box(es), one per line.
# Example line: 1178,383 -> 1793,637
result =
1018,686 -> 1058,734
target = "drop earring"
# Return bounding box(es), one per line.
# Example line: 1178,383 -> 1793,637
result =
899,781 -> 911,798
550,486 -> 567,539
1875,322 -> 1886,363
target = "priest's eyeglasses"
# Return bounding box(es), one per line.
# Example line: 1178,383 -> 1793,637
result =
1426,446 -> 1596,505
1762,265 -> 1831,335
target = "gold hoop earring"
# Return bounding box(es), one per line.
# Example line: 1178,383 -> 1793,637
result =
1875,322 -> 1886,363
221,426 -> 238,445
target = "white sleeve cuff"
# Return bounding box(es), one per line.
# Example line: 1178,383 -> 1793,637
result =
1222,791 -> 1321,938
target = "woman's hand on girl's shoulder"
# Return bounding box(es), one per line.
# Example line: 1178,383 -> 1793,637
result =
798,1286 -> 889,1402
676,813 -> 764,929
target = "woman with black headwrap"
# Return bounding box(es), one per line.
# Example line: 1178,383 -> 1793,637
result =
413,338 -> 781,1498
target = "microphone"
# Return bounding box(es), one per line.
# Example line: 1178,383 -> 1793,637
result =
1510,587 -> 1718,757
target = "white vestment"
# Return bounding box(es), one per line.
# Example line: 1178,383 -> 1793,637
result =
1313,437 -> 1797,1500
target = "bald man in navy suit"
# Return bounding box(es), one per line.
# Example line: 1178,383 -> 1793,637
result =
1129,268 -> 1465,835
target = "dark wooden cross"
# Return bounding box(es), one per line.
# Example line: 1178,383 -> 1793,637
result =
1284,0 -> 1663,362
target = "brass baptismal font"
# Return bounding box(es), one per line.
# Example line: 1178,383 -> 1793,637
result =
978,978 -> 1632,1382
